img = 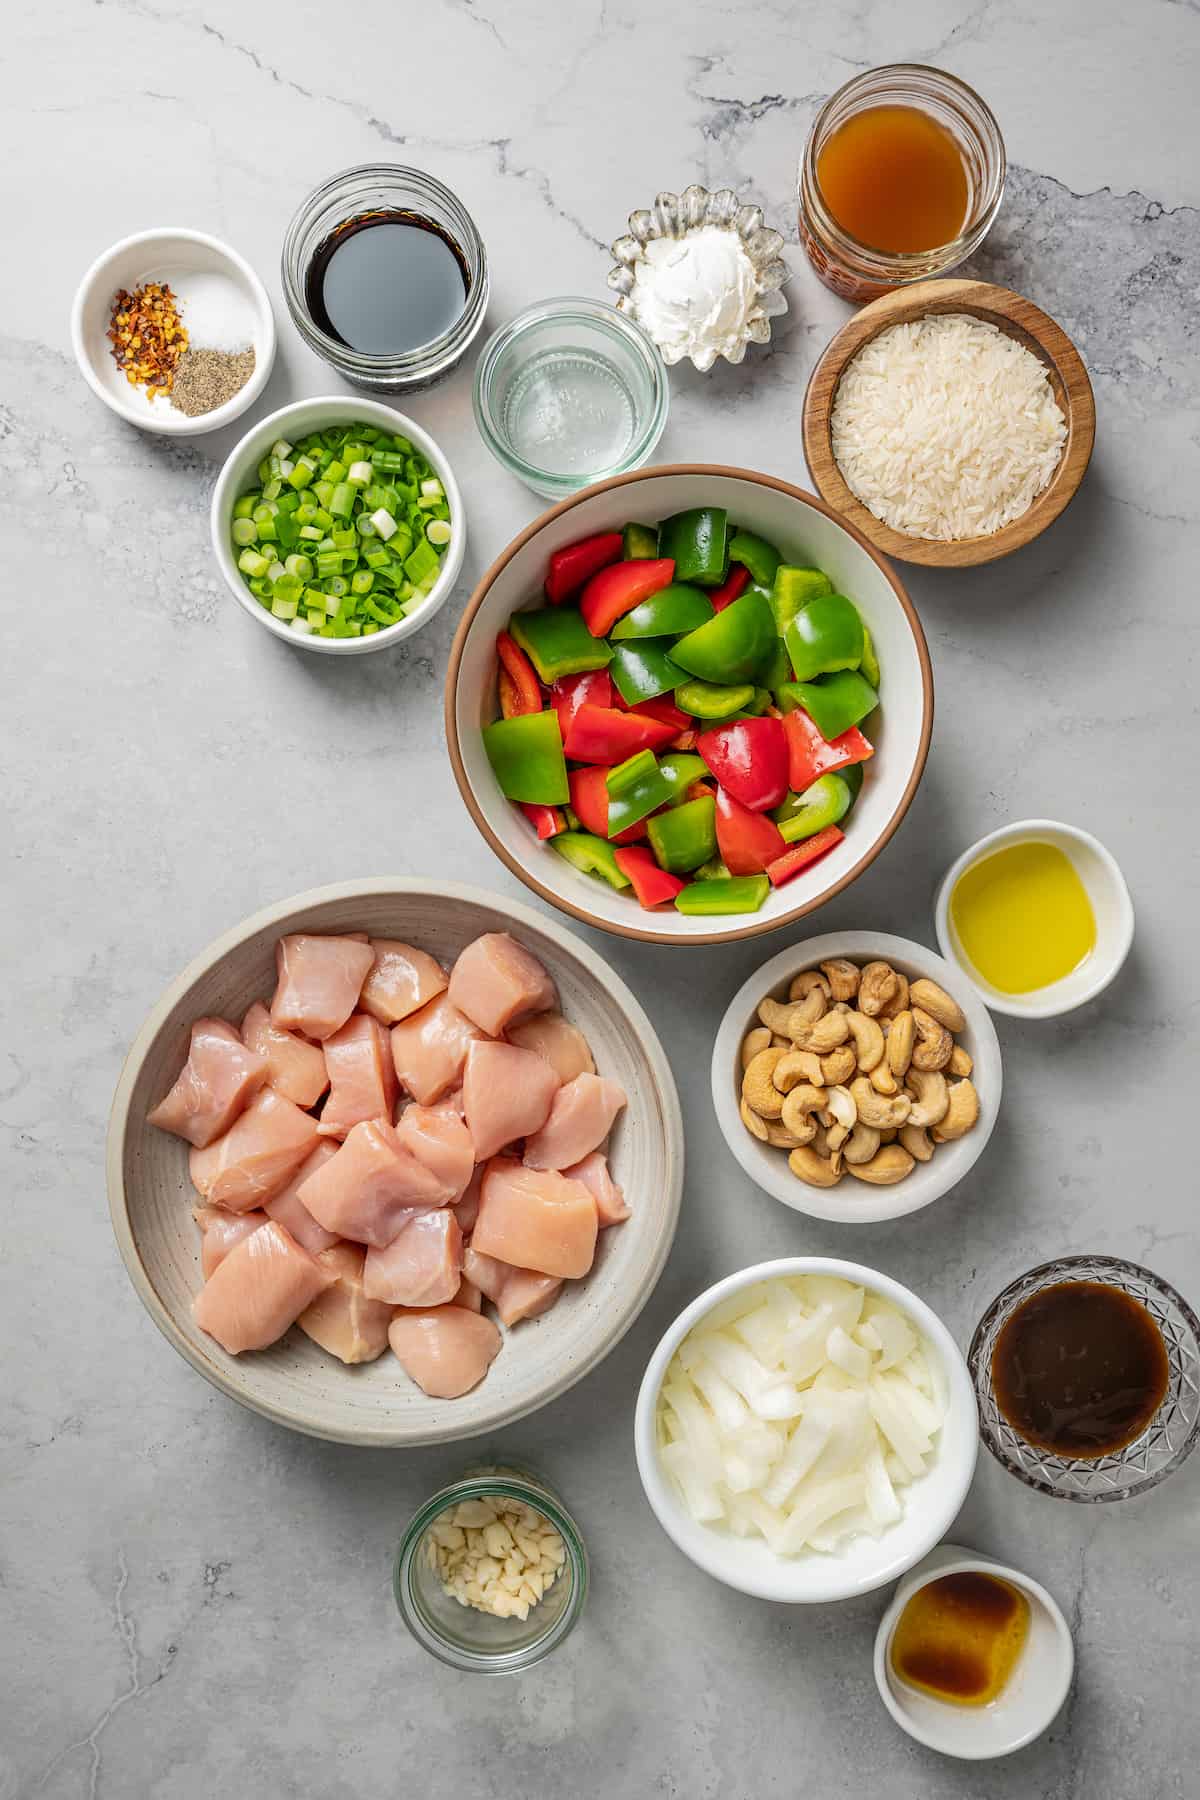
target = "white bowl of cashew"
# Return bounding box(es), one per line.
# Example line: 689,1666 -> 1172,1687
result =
712,931 -> 1002,1225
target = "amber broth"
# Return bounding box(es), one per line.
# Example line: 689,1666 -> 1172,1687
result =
816,105 -> 969,254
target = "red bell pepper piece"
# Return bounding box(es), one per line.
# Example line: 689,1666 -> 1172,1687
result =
672,729 -> 698,752
715,787 -> 787,875
568,767 -> 647,845
563,703 -> 677,765
612,691 -> 692,733
783,710 -> 874,793
696,716 -> 789,812
544,531 -> 624,604
496,631 -> 542,717
579,558 -> 675,638
766,825 -> 845,888
613,846 -> 687,909
551,670 -> 612,742
709,564 -> 751,614
520,802 -> 566,840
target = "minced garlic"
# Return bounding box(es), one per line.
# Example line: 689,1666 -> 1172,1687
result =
427,1495 -> 566,1621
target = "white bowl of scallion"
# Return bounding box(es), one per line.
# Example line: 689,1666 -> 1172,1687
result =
211,397 -> 465,654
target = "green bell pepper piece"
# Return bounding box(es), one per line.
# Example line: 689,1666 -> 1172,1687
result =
693,856 -> 731,881
727,527 -> 782,589
675,874 -> 769,915
657,753 -> 707,803
509,607 -> 614,684
646,795 -> 717,873
783,593 -> 864,682
674,677 -> 756,721
482,710 -> 569,804
758,637 -> 792,693
840,760 -> 865,804
621,521 -> 659,560
774,773 -> 852,843
771,565 -> 833,635
550,830 -> 631,889
779,670 -> 878,740
658,508 -> 728,587
860,623 -> 881,689
609,640 -> 686,706
609,583 -> 715,640
671,590 -> 776,685
606,751 -> 673,834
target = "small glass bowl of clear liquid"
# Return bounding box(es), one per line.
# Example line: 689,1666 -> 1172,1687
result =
473,297 -> 668,499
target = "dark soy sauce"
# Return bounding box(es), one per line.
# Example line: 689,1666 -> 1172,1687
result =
305,209 -> 469,356
992,1280 -> 1169,1458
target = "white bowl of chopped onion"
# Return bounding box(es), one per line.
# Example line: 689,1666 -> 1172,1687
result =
634,1259 -> 977,1603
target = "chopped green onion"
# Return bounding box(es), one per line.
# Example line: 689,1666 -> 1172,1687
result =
269,439 -> 293,459
426,519 -> 452,546
347,460 -> 373,484
232,518 -> 258,546
371,508 -> 398,540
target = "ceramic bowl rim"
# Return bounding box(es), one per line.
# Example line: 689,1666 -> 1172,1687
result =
633,1255 -> 979,1602
106,877 -> 684,1446
933,817 -> 1135,1018
444,463 -> 934,945
209,397 -> 465,656
70,226 -> 276,436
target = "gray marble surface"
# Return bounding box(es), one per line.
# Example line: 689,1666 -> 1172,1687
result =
5,1 -> 1199,1794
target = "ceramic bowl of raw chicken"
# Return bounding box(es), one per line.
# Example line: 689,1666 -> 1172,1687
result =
107,880 -> 683,1447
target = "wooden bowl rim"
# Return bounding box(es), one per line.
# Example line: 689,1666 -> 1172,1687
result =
106,877 -> 685,1446
444,463 -> 934,947
801,278 -> 1097,568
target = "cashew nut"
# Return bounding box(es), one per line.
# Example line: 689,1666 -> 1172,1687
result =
877,970 -> 911,1020
845,1144 -> 916,1185
797,1010 -> 851,1054
858,961 -> 898,1016
788,969 -> 831,1005
931,1079 -> 980,1142
906,1069 -> 949,1129
824,1085 -> 858,1132
772,1050 -> 825,1093
762,1117 -> 811,1149
869,1062 -> 899,1096
770,1034 -> 791,1049
899,1122 -> 935,1163
819,958 -> 860,1002
780,1082 -> 826,1141
739,1098 -> 769,1140
788,1145 -> 843,1188
810,1120 -> 833,1158
850,1076 -> 912,1130
909,977 -> 966,1034
740,1026 -> 772,1070
885,1010 -> 915,1079
827,1122 -> 850,1152
819,1044 -> 857,1087
741,1048 -> 787,1119
842,1122 -> 881,1165
757,995 -> 807,1040
844,1010 -> 885,1072
948,1044 -> 974,1079
911,1007 -> 953,1072
878,1128 -> 898,1144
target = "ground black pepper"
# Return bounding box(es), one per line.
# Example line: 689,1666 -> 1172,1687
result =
169,346 -> 256,417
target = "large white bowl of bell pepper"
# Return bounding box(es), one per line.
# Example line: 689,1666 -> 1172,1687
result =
446,466 -> 933,945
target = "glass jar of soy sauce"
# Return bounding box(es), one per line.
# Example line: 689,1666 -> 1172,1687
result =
283,164 -> 488,391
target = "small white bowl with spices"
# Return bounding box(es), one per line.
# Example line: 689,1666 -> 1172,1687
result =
71,227 -> 275,436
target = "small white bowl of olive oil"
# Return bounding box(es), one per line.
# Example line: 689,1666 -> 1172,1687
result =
935,819 -> 1134,1019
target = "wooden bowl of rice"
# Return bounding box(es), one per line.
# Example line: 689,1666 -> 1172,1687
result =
802,279 -> 1095,568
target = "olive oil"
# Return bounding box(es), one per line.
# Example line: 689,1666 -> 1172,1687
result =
950,841 -> 1096,995
815,105 -> 969,254
891,1571 -> 1030,1706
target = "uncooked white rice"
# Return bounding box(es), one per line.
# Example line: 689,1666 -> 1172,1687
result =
830,313 -> 1067,541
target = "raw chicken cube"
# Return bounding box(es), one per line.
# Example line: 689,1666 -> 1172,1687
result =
563,1150 -> 630,1226
363,1209 -> 463,1307
148,1018 -> 267,1148
447,932 -> 557,1037
297,1118 -> 453,1248
462,1040 -> 559,1162
394,1103 -> 474,1202
506,1011 -> 596,1084
390,992 -> 485,1105
193,1205 -> 269,1278
455,1274 -> 484,1312
472,1157 -> 598,1279
297,1243 -> 393,1365
523,1074 -> 627,1171
388,1306 -> 502,1399
241,1001 -> 329,1109
262,1142 -> 342,1255
193,1221 -> 335,1354
189,1088 -> 320,1212
317,1014 -> 398,1140
453,1164 -> 484,1236
270,934 -> 374,1041
462,1245 -> 563,1327
358,940 -> 448,1026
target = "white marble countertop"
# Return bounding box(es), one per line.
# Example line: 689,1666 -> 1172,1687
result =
6,2 -> 1199,1795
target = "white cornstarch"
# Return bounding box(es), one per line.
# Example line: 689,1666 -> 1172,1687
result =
830,313 -> 1068,541
633,225 -> 758,365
